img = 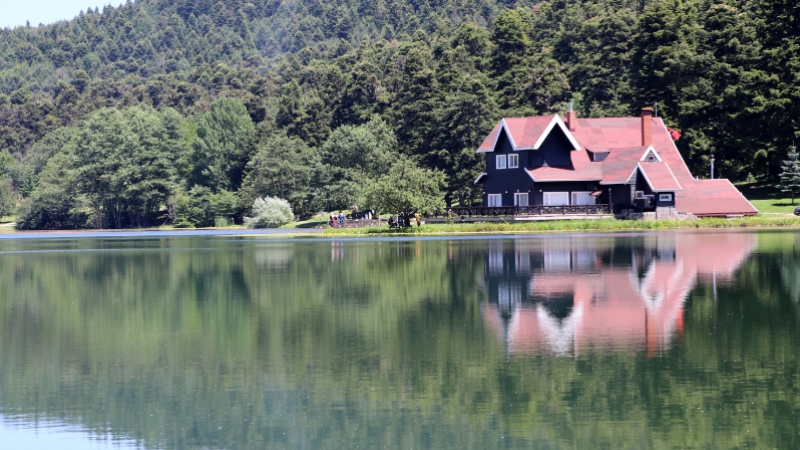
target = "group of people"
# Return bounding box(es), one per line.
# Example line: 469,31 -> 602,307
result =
327,204 -> 424,228
328,204 -> 375,228
387,212 -> 422,228
329,211 -> 347,227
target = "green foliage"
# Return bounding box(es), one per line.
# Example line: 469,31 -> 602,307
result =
239,133 -> 319,217
364,156 -> 446,217
778,146 -> 800,204
3,234 -> 800,447
0,179 -> 15,218
316,115 -> 398,211
174,186 -> 238,228
189,97 -> 256,192
15,151 -> 84,230
72,106 -> 184,228
16,105 -> 185,229
244,196 -> 294,228
3,0 -> 800,228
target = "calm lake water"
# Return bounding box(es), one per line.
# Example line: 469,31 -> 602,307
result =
1,230 -> 799,449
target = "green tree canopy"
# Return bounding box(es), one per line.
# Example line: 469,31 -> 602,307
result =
189,97 -> 256,192
316,115 -> 398,211
364,156 -> 446,218
239,133 -> 319,217
778,145 -> 800,205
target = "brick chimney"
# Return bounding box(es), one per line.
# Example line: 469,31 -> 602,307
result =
641,107 -> 653,146
567,101 -> 577,132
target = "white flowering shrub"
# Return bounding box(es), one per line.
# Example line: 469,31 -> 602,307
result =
244,196 -> 294,228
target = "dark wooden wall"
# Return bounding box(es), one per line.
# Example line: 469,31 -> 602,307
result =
481,130 -> 535,206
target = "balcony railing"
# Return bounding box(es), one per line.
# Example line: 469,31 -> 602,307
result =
430,204 -> 612,217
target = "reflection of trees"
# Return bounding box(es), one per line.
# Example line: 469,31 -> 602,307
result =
0,234 -> 798,448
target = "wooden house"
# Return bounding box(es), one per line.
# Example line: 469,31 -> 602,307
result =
474,108 -> 757,217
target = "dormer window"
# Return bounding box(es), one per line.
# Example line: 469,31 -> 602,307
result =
496,155 -> 507,169
508,154 -> 519,168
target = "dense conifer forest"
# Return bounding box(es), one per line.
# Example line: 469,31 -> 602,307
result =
0,0 -> 797,228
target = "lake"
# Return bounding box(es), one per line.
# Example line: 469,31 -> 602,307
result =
0,230 -> 798,449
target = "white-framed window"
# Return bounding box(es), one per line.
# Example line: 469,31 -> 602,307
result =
659,193 -> 673,201
543,192 -> 569,206
508,153 -> 519,168
635,191 -> 645,199
571,192 -> 596,206
514,193 -> 529,206
496,155 -> 507,169
487,194 -> 502,207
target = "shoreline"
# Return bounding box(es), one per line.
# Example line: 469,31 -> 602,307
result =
321,216 -> 800,236
1,216 -> 800,240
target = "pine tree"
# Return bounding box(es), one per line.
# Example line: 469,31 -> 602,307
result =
778,146 -> 800,205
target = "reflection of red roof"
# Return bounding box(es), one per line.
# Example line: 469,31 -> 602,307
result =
482,232 -> 757,356
638,161 -> 682,192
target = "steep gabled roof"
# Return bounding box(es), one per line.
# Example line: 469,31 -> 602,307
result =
477,116 -> 581,153
638,161 -> 682,192
477,123 -> 501,152
599,146 -> 648,185
571,117 -> 695,184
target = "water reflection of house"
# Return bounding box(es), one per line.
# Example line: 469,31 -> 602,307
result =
481,233 -> 756,356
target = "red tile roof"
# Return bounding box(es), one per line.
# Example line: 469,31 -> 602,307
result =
638,161 -> 682,191
478,116 -> 581,152
599,146 -> 647,184
503,116 -> 556,149
477,123 -> 501,152
675,179 -> 757,216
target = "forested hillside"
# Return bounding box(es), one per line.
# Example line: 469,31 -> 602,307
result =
0,0 -> 797,228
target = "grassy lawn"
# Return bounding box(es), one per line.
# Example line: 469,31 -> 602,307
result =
280,212 -> 333,229
322,216 -> 800,236
738,183 -> 799,215
0,216 -> 15,233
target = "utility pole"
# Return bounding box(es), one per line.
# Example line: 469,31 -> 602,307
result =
710,154 -> 715,179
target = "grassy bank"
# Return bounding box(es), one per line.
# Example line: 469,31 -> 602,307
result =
322,216 -> 800,236
738,183 -> 799,214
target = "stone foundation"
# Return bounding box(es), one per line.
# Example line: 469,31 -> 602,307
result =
617,207 -> 697,221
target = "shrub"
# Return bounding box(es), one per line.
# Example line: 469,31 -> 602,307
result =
0,179 -> 15,218
174,186 -> 238,227
244,196 -> 294,228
